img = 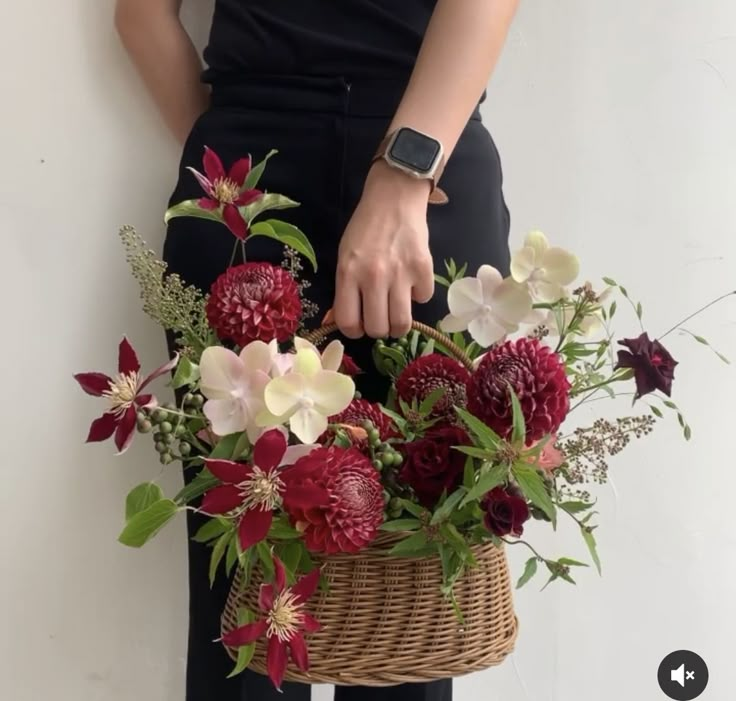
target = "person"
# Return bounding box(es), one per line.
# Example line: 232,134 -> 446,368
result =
114,1 -> 519,699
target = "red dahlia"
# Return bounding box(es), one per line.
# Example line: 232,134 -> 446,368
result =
396,354 -> 470,421
281,446 -> 384,554
327,399 -> 397,448
467,338 -> 570,442
206,262 -> 302,346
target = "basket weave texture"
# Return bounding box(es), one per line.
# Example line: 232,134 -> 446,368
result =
220,321 -> 519,686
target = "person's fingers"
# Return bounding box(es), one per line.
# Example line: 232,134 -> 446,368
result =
361,271 -> 390,338
389,282 -> 413,338
411,258 -> 435,304
333,266 -> 363,338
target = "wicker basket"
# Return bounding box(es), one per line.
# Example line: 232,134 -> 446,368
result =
220,322 -> 519,686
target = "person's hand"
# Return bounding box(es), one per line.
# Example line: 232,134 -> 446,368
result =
333,161 -> 435,339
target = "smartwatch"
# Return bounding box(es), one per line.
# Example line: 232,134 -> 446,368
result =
372,127 -> 449,205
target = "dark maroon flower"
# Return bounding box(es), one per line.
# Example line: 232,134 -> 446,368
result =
206,262 -> 302,346
188,146 -> 263,239
340,354 -> 362,377
615,332 -> 678,399
467,338 -> 570,443
281,446 -> 384,554
222,556 -> 321,690
74,338 -> 178,454
481,485 -> 530,537
399,425 -> 471,508
396,354 -> 470,421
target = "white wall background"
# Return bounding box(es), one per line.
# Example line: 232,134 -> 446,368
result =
2,1 -> 735,699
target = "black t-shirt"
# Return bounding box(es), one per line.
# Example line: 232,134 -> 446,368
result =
202,0 -> 437,82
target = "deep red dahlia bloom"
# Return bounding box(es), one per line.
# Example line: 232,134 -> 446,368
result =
206,262 -> 302,346
615,332 -> 677,399
396,354 -> 470,421
481,485 -> 530,537
74,338 -> 178,454
188,146 -> 263,239
221,556 -> 322,690
202,430 -> 327,551
326,399 -> 397,449
281,446 -> 383,554
399,425 -> 471,508
467,338 -> 570,443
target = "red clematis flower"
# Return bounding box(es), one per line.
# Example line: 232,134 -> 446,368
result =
222,556 -> 322,689
202,430 -> 328,551
188,146 -> 263,240
74,338 -> 178,454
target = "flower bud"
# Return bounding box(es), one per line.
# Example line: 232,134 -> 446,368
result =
160,453 -> 174,465
179,441 -> 192,456
380,453 -> 394,469
138,420 -> 153,434
183,393 -> 195,406
372,459 -> 383,471
164,433 -> 176,445
191,395 -> 205,409
155,441 -> 168,453
160,421 -> 173,434
152,408 -> 168,424
391,452 -> 403,467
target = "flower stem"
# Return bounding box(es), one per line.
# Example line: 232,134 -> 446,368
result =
501,537 -> 545,561
659,290 -> 736,340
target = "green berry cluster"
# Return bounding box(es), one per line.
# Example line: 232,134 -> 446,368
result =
363,420 -> 403,472
136,393 -> 204,464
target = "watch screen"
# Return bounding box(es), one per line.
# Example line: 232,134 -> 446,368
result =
389,128 -> 441,174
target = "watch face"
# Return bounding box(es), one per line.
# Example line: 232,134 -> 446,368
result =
388,127 -> 441,175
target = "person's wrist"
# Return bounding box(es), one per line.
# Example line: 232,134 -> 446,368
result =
363,159 -> 432,204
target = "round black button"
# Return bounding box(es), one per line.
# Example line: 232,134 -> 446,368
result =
657,650 -> 709,700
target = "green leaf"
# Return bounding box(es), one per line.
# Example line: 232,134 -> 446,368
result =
516,557 -> 538,589
193,517 -> 231,544
241,192 -> 299,221
209,531 -> 231,587
125,482 -> 164,521
434,274 -> 451,288
461,463 -> 508,506
257,541 -> 275,581
559,500 -> 594,515
619,286 -> 629,298
454,445 -> 495,460
430,489 -> 466,525
463,456 -> 475,490
421,339 -> 436,356
455,407 -> 502,450
388,531 -> 431,557
249,219 -> 317,272
581,526 -> 602,574
118,499 -> 179,548
174,468 -> 218,505
650,405 -> 664,418
684,424 -> 692,441
268,519 -> 302,540
227,608 -> 257,678
419,387 -> 447,417
635,301 -> 643,319
231,432 -> 251,462
397,499 -> 427,519
602,276 -> 617,286
663,400 -> 678,410
164,199 -> 222,226
609,300 -> 617,319
440,523 -> 471,556
558,557 -> 589,567
507,386 -> 526,447
170,356 -> 199,390
225,534 -> 239,576
380,519 -> 422,532
243,149 -> 277,190
680,328 -> 731,365
512,464 -> 556,528
210,432 -> 245,460
277,541 -> 303,579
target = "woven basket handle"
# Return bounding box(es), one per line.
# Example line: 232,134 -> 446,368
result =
300,320 -> 474,371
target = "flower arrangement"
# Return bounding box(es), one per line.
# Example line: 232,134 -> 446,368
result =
75,148 -> 731,689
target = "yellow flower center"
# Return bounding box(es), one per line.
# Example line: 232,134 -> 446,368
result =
239,467 -> 284,512
212,177 -> 241,205
103,372 -> 141,415
267,590 -> 304,642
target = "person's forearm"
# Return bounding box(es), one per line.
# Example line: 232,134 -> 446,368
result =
388,0 -> 519,159
115,0 -> 209,144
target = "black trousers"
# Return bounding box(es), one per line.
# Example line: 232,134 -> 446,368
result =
164,74 -> 511,701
